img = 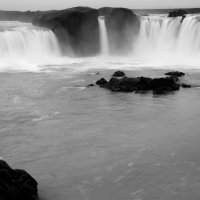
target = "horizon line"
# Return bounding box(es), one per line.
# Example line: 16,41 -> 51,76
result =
0,6 -> 200,12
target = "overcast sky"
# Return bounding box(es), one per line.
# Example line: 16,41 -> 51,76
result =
1,0 -> 200,11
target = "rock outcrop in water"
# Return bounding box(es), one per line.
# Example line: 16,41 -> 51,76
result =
165,71 -> 185,77
101,8 -> 140,55
95,71 -> 191,94
33,7 -> 100,56
112,71 -> 126,77
168,10 -> 187,19
0,160 -> 38,200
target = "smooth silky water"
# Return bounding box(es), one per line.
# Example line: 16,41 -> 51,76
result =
1,18 -> 200,200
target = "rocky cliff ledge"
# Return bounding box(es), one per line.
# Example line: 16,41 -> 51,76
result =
99,7 -> 140,55
33,7 -> 100,56
32,7 -> 140,56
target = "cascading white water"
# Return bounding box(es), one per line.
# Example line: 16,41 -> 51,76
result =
98,16 -> 109,56
0,21 -> 62,71
0,25 -> 60,57
134,14 -> 200,64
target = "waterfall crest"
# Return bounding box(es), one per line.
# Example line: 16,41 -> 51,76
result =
98,16 -> 109,56
0,21 -> 62,71
134,15 -> 200,62
0,21 -> 60,58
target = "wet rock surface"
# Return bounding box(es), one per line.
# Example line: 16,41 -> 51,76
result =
0,160 -> 38,200
94,71 -> 191,94
104,8 -> 140,55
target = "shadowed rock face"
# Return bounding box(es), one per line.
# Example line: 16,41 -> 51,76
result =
103,8 -> 140,55
0,7 -> 141,57
33,7 -> 100,56
0,160 -> 38,200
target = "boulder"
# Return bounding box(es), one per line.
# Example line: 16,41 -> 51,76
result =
96,78 -> 108,86
33,7 -> 100,56
104,8 -> 140,55
0,160 -> 38,200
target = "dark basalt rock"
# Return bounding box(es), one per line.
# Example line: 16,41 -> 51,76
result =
103,8 -> 140,55
151,77 -> 180,94
95,71 -> 184,94
96,78 -> 108,86
165,71 -> 185,77
33,7 -> 100,56
112,71 -> 126,77
98,7 -> 114,16
0,160 -> 38,200
168,10 -> 187,19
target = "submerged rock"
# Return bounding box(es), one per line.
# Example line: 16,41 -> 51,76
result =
87,84 -> 95,87
181,83 -> 192,88
0,160 -> 38,200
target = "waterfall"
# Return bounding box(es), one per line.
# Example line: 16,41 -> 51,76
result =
98,16 -> 109,56
0,21 -> 61,70
134,14 -> 200,63
0,21 -> 60,57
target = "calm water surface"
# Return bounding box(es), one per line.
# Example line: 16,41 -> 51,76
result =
1,68 -> 200,200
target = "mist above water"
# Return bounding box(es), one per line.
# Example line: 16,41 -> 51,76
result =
1,15 -> 200,72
